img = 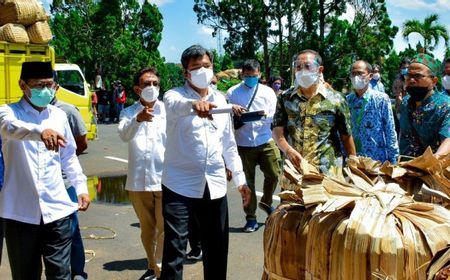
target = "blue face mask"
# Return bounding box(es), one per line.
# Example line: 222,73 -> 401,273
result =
29,87 -> 56,107
244,76 -> 259,88
401,68 -> 408,76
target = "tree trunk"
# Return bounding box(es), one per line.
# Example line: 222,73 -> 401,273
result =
277,1 -> 283,76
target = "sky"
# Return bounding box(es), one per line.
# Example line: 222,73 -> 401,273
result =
41,0 -> 450,63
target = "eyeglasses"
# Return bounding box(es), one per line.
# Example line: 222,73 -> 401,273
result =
26,81 -> 56,89
295,62 -> 319,71
142,81 -> 159,87
404,73 -> 434,80
350,72 -> 368,77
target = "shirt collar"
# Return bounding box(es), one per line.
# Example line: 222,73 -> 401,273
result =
184,82 -> 213,100
19,97 -> 49,116
349,87 -> 372,101
291,82 -> 329,100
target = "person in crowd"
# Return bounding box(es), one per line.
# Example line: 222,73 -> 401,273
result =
110,81 -> 119,123
227,59 -> 281,233
269,76 -> 283,96
97,83 -> 110,123
369,64 -> 385,93
114,80 -> 127,122
0,61 -> 90,279
399,54 -> 450,158
160,44 -> 251,280
441,57 -> 450,95
346,60 -> 399,163
118,67 -> 165,280
392,58 -> 411,112
50,88 -> 89,280
272,49 -> 356,176
91,89 -> 98,123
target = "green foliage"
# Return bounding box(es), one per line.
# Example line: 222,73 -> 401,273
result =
217,78 -> 241,92
50,0 -> 172,101
402,14 -> 449,53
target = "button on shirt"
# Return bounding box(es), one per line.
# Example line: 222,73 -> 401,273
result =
227,82 -> 277,147
0,98 -> 88,225
400,92 -> 450,157
118,100 -> 166,192
347,88 -> 399,163
162,83 -> 246,199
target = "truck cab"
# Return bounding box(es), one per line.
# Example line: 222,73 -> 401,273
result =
0,42 -> 97,140
54,63 -> 97,140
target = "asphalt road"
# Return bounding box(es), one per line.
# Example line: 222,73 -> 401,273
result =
0,123 -> 281,280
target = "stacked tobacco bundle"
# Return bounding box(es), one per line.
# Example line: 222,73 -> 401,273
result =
0,0 -> 52,44
263,148 -> 450,280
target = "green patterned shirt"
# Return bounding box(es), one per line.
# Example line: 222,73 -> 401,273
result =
273,83 -> 352,174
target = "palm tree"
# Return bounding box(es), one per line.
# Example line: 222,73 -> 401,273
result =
402,14 -> 449,53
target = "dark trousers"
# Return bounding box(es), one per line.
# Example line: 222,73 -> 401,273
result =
238,141 -> 281,221
67,186 -> 87,278
160,185 -> 229,280
4,216 -> 72,280
0,217 -> 3,266
188,213 -> 201,253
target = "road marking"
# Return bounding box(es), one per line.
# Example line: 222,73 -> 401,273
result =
105,156 -> 128,163
104,156 -> 280,201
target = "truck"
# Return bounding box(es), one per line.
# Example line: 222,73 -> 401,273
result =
0,42 -> 97,139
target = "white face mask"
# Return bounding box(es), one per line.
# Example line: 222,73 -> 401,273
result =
351,75 -> 369,90
189,67 -> 214,89
140,86 -> 159,102
372,73 -> 381,81
295,70 -> 319,88
443,75 -> 450,90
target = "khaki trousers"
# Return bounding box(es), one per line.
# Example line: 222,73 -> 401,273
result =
129,191 -> 164,277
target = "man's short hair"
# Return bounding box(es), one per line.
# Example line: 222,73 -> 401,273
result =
353,60 -> 373,73
269,76 -> 282,84
372,64 -> 381,73
400,58 -> 411,67
297,49 -> 323,66
241,59 -> 260,72
134,67 -> 159,86
181,45 -> 213,69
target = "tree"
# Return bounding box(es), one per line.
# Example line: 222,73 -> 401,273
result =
402,14 -> 449,53
50,0 -> 166,100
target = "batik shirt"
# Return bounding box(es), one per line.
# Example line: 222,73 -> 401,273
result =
399,92 -> 450,157
347,88 -> 399,163
273,83 -> 352,174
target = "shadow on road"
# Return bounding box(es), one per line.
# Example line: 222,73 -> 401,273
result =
103,258 -> 147,271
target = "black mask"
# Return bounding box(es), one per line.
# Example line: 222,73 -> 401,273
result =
406,86 -> 430,102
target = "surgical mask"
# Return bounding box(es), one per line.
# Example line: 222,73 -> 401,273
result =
351,75 -> 368,90
406,86 -> 430,102
189,67 -> 214,89
401,68 -> 408,76
243,76 -> 259,88
443,75 -> 450,90
29,87 -> 56,107
140,86 -> 159,102
272,83 -> 281,91
295,70 -> 319,88
372,73 -> 381,81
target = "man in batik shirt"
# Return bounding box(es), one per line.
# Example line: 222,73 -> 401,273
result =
400,54 -> 450,158
347,60 -> 399,163
272,49 -> 356,175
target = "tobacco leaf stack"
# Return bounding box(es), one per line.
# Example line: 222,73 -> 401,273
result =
0,0 -> 52,44
263,148 -> 450,280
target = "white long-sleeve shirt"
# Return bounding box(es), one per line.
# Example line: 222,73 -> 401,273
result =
0,98 -> 87,225
162,83 -> 246,199
226,82 -> 278,147
118,100 -> 166,192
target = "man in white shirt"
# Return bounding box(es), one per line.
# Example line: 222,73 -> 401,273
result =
227,59 -> 281,233
118,67 -> 165,280
0,61 -> 90,279
160,45 -> 251,280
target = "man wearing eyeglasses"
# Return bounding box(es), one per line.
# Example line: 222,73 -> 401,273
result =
399,54 -> 450,158
118,67 -> 165,280
0,61 -> 89,279
272,49 -> 356,177
227,59 -> 280,233
346,60 -> 399,163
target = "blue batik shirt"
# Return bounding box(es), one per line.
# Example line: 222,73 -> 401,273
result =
347,88 -> 399,163
399,92 -> 450,157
